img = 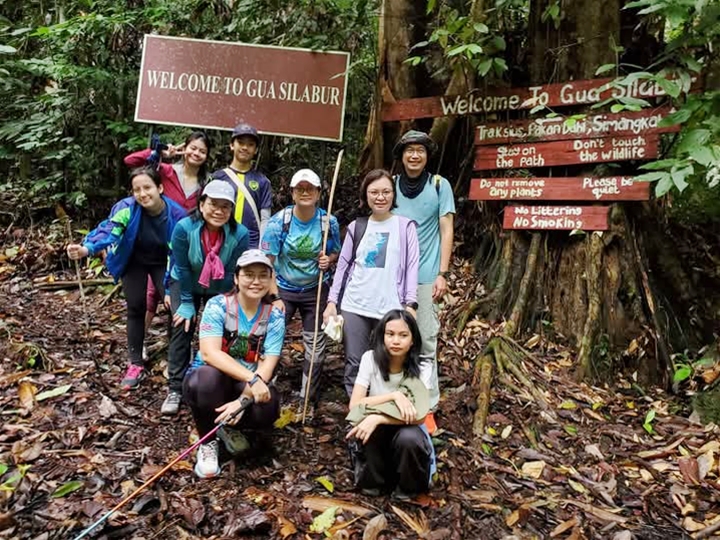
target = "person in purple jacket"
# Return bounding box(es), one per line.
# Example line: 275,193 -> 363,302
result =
211,123 -> 272,249
323,169 -> 420,396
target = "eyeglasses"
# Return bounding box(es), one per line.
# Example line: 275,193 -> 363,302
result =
368,189 -> 393,199
404,147 -> 427,157
293,186 -> 318,194
239,272 -> 272,283
206,199 -> 233,212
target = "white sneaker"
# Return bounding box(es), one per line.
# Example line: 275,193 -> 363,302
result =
194,440 -> 220,478
161,391 -> 181,415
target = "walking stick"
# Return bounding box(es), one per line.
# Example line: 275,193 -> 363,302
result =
301,149 -> 343,424
71,396 -> 255,540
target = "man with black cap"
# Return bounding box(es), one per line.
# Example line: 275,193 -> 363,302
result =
212,123 -> 272,249
392,130 -> 455,433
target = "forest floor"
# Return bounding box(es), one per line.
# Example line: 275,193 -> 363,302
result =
0,226 -> 719,540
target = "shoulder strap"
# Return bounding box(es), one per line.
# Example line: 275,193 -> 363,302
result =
223,293 -> 238,333
278,206 -> 294,255
223,168 -> 261,228
351,216 -> 369,264
433,174 -> 441,195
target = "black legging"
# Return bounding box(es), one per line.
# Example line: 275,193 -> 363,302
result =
183,365 -> 280,437
122,262 -> 166,366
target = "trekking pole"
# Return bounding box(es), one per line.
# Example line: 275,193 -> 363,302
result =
71,396 -> 255,540
301,149 -> 343,424
61,210 -> 89,331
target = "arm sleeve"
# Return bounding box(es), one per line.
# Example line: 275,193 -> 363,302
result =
262,306 -> 286,356
355,351 -> 374,390
327,216 -> 341,255
260,176 -> 273,210
82,203 -> 131,255
403,220 -> 420,304
260,213 -> 282,257
170,221 -> 195,305
198,296 -> 226,338
259,208 -> 271,241
328,221 -> 356,304
123,149 -> 152,168
438,177 -> 456,217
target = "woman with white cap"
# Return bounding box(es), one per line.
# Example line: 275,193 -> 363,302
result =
162,180 -> 250,415
260,168 -> 340,415
184,249 -> 285,478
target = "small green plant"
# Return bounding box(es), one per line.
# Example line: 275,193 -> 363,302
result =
642,409 -> 656,434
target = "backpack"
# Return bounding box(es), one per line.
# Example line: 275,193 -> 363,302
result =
221,293 -> 273,363
277,205 -> 329,256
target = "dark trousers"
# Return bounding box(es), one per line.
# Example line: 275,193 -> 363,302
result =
351,424 -> 432,495
341,310 -> 380,396
167,280 -> 213,392
122,262 -> 166,365
183,365 -> 280,437
280,283 -> 328,401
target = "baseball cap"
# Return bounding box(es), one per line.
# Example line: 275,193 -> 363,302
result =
231,123 -> 260,143
290,169 -> 322,188
393,129 -> 437,159
202,180 -> 236,205
346,376 -> 430,425
236,249 -> 273,271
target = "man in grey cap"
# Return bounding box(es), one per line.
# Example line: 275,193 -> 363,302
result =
212,123 -> 272,249
392,130 -> 455,433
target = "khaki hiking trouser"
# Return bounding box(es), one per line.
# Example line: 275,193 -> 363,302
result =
416,283 -> 441,411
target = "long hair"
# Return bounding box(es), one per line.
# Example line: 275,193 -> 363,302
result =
190,192 -> 238,232
184,131 -> 211,183
359,168 -> 398,210
129,166 -> 161,187
370,309 -> 423,381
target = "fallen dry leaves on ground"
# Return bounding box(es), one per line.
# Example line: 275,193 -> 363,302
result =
0,229 -> 718,539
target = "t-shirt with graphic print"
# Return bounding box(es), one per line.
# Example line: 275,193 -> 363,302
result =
341,215 -> 402,319
188,294 -> 285,375
261,207 -> 341,292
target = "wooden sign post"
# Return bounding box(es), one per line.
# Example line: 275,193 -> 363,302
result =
469,177 -> 650,201
503,206 -> 610,230
474,135 -> 659,170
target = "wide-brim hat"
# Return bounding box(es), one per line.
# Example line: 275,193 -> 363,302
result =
392,130 -> 437,159
346,376 -> 430,425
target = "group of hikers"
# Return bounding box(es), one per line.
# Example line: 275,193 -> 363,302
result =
66,123 -> 456,498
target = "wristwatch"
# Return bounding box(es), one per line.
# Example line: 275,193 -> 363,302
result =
248,373 -> 262,386
439,271 -> 450,279
405,302 -> 419,310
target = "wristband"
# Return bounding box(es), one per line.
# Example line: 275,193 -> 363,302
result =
248,373 -> 265,386
405,302 -> 419,310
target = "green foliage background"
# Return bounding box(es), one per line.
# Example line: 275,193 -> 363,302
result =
0,0 -> 377,216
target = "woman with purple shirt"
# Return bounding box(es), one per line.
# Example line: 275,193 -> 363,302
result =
324,169 -> 419,396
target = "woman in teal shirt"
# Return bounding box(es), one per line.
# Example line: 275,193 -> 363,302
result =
163,180 -> 249,415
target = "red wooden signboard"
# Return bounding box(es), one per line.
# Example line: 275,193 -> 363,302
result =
475,107 -> 678,146
135,34 -> 350,141
503,206 -> 610,230
474,135 -> 658,170
469,177 -> 650,201
382,76 -> 676,122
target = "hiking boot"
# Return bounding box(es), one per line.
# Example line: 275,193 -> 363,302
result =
391,488 -> 413,501
121,364 -> 145,390
194,440 -> 220,478
217,426 -> 250,455
161,391 -> 182,415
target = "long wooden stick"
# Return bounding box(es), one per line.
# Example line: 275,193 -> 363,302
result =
301,149 -> 343,424
64,218 -> 90,331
